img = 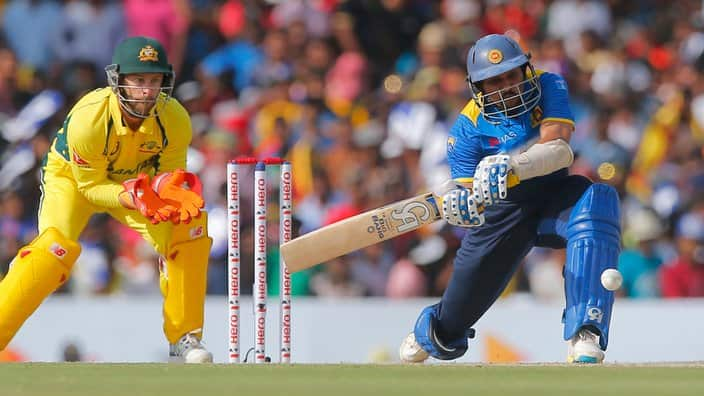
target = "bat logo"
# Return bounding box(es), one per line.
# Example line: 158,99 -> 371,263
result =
369,215 -> 390,239
391,201 -> 431,233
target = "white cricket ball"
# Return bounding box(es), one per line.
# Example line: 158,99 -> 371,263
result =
600,269 -> 623,291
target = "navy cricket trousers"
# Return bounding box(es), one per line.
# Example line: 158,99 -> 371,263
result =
436,174 -> 593,341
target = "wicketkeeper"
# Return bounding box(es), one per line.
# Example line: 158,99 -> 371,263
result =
0,36 -> 213,363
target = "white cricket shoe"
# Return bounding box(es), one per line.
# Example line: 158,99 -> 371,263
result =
399,333 -> 429,363
567,328 -> 605,364
169,332 -> 213,363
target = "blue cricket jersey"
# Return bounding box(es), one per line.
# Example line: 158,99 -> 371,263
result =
447,70 -> 574,184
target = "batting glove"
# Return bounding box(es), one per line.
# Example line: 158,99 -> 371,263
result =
441,187 -> 485,227
473,154 -> 512,207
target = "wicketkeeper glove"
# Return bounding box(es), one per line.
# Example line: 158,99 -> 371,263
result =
122,174 -> 178,224
151,169 -> 205,224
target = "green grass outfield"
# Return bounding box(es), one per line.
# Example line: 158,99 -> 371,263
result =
1,363 -> 703,396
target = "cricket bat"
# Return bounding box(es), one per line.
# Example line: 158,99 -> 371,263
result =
281,174 -> 519,272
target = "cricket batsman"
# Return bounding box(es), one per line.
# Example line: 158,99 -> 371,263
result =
400,33 -> 621,364
0,36 -> 213,363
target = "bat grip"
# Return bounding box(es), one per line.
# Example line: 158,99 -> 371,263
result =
507,172 -> 520,187
432,172 -> 520,196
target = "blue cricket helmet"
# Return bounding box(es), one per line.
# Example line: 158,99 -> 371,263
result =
467,34 -> 529,82
466,34 -> 541,122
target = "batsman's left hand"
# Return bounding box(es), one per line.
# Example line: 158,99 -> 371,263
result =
151,169 -> 205,224
473,154 -> 518,207
441,187 -> 485,227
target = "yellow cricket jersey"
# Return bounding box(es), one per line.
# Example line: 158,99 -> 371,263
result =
45,87 -> 192,208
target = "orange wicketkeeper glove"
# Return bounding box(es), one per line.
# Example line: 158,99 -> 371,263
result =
122,174 -> 178,224
151,169 -> 205,224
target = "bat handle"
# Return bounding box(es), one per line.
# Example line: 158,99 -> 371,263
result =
507,172 -> 520,187
433,172 -> 520,196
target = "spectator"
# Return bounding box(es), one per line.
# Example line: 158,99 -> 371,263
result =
0,46 -> 19,116
546,0 -> 612,42
0,190 -> 35,275
252,29 -> 293,88
2,0 -> 62,71
3,0 -> 704,302
198,0 -> 263,95
618,208 -> 665,298
124,0 -> 190,75
524,248 -> 566,301
386,258 -> 427,298
71,215 -> 114,295
309,256 -> 365,297
180,0 -> 224,82
270,0 -> 331,38
349,244 -> 395,297
660,212 -> 704,297
50,0 -> 125,73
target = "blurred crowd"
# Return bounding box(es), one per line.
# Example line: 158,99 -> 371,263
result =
1,0 -> 704,300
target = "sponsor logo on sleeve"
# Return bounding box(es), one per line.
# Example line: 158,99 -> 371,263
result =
447,136 -> 455,152
72,151 -> 89,166
530,105 -> 543,128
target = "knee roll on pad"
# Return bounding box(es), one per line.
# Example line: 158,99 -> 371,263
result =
0,227 -> 81,349
3,227 -> 81,291
563,184 -> 621,350
413,303 -> 475,360
169,213 -> 209,246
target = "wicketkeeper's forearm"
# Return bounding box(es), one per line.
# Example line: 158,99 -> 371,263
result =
77,182 -> 125,208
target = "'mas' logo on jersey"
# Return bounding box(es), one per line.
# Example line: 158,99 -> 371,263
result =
486,131 -> 518,147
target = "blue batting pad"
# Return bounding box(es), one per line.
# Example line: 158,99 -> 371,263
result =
563,184 -> 621,350
414,304 -> 475,360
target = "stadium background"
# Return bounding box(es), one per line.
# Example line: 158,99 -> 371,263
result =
1,0 -> 704,362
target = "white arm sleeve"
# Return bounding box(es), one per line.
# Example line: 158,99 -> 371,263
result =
508,139 -> 574,181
